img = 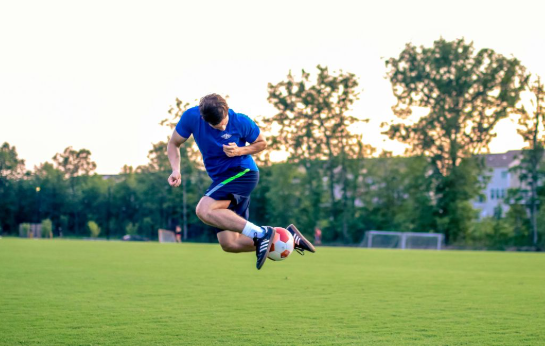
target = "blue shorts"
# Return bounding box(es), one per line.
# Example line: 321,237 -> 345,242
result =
205,167 -> 259,234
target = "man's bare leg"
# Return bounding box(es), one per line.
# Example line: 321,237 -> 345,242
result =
196,196 -> 275,269
196,196 -> 259,253
196,196 -> 247,232
217,231 -> 256,253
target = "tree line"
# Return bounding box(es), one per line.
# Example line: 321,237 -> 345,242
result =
1,38 -> 544,250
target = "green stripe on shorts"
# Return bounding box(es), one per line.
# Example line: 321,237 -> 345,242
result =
206,169 -> 251,197
221,169 -> 250,184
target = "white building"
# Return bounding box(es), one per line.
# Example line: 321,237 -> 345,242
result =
473,150 -> 522,218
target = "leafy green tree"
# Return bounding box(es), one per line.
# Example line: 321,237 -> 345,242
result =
266,65 -> 372,242
87,220 -> 101,238
385,38 -> 528,242
163,98 -> 205,171
467,217 -> 512,250
138,141 -> 172,173
53,147 -> 97,178
125,222 -> 138,235
110,170 -> 139,237
134,138 -> 211,241
360,153 -> 407,232
20,223 -> 30,237
0,142 -> 25,180
34,162 -> 69,233
41,218 -> 52,238
136,142 -> 174,236
79,175 -> 109,235
397,156 -> 437,233
512,76 -> 545,247
0,143 -> 27,233
347,153 -> 436,243
360,154 -> 434,233
261,163 -> 312,231
468,202 -> 532,250
505,204 -> 532,247
52,147 -> 97,234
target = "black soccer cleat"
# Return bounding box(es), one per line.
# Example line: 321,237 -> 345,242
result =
286,224 -> 316,254
253,226 -> 276,270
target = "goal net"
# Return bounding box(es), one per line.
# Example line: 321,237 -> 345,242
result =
158,229 -> 177,243
361,231 -> 444,250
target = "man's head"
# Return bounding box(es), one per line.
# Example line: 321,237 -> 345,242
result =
199,94 -> 229,131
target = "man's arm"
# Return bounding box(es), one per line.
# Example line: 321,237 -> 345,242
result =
223,133 -> 267,157
167,129 -> 188,187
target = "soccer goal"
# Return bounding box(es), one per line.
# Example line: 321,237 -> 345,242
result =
158,229 -> 177,243
361,231 -> 444,250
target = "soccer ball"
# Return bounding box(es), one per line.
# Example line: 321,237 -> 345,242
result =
268,227 -> 294,261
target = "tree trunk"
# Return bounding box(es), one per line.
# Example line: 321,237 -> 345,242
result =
71,179 -> 78,235
304,159 -> 321,234
182,172 -> 188,241
341,164 -> 349,242
530,147 -> 539,247
106,185 -> 111,240
327,158 -> 337,235
530,77 -> 542,247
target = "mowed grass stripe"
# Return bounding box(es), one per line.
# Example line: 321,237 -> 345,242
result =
0,238 -> 544,345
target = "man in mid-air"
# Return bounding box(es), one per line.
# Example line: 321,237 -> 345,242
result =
167,94 -> 315,270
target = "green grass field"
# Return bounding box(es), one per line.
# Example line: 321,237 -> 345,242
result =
0,238 -> 544,346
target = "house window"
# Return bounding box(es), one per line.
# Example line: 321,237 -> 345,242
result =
491,189 -> 495,199
501,171 -> 508,179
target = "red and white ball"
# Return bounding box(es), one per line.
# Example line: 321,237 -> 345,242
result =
267,227 -> 294,261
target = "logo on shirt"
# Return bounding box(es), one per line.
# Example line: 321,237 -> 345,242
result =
221,134 -> 232,140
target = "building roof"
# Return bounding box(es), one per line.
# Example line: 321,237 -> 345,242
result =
483,150 -> 521,168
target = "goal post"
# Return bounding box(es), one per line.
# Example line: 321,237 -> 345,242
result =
158,229 -> 177,243
361,231 -> 444,250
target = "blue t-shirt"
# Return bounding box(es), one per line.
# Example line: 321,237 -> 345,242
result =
175,106 -> 260,181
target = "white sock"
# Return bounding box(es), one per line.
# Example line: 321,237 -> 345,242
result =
242,221 -> 265,239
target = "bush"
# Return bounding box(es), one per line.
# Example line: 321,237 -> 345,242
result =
20,223 -> 31,238
41,219 -> 53,238
125,222 -> 139,235
87,221 -> 101,238
467,217 -> 512,250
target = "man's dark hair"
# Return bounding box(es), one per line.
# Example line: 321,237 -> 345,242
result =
199,94 -> 228,125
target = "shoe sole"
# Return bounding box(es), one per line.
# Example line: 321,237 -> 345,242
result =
287,224 -> 316,253
257,227 -> 276,270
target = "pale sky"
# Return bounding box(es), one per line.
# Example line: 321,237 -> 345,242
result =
1,0 -> 544,174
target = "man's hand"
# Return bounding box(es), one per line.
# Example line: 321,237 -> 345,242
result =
168,170 -> 182,187
223,142 -> 240,157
